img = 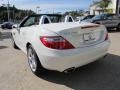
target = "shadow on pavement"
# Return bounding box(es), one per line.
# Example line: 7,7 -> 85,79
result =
37,54 -> 120,90
0,31 -> 11,40
0,46 -> 8,49
108,29 -> 120,33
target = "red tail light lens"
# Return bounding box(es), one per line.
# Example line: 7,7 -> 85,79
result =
105,33 -> 109,41
40,36 -> 75,50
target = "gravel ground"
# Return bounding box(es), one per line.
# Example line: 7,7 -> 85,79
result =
0,28 -> 120,90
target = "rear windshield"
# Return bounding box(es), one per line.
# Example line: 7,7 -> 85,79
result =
49,16 -> 62,23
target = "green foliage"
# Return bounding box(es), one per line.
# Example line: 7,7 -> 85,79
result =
0,6 -> 85,23
96,0 -> 111,13
106,9 -> 113,13
64,10 -> 85,18
0,5 -> 35,23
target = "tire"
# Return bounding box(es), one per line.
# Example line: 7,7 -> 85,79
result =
27,45 -> 45,75
11,35 -> 19,49
117,24 -> 120,31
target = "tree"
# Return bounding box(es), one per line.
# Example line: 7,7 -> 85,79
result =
0,5 -> 35,23
97,0 -> 111,13
64,9 -> 85,18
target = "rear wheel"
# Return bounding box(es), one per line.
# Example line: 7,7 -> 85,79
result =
27,45 -> 45,75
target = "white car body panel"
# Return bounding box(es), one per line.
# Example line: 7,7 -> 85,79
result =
37,41 -> 109,72
12,18 -> 110,72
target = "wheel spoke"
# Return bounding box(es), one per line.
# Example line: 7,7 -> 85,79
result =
28,48 -> 37,72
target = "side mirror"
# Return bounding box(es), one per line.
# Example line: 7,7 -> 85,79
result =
12,24 -> 20,33
79,19 -> 82,23
12,24 -> 18,29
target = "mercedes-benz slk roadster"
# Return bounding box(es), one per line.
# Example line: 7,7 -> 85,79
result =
11,14 -> 110,75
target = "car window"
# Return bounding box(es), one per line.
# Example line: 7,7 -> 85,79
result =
112,15 -> 120,19
102,14 -> 107,19
105,14 -> 119,20
105,14 -> 114,19
49,16 -> 61,23
84,15 -> 94,20
23,17 -> 35,27
92,15 -> 102,20
22,16 -> 39,27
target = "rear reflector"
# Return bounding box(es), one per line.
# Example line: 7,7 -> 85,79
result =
40,36 -> 75,50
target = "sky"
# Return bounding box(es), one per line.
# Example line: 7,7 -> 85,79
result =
0,0 -> 94,13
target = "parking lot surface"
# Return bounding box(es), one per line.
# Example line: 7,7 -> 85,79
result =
0,28 -> 120,90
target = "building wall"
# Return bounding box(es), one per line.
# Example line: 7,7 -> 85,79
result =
90,4 -> 103,15
111,0 -> 117,13
90,0 -> 118,15
117,0 -> 120,14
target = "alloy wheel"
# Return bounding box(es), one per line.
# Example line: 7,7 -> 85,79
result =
28,48 -> 37,72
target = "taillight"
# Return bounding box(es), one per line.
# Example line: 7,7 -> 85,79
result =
40,36 -> 75,50
105,33 -> 109,41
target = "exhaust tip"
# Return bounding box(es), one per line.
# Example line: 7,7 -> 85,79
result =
63,67 -> 76,74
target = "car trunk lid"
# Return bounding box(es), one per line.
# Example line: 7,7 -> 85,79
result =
41,22 -> 106,48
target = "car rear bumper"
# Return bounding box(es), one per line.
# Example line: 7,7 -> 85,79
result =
37,40 -> 110,72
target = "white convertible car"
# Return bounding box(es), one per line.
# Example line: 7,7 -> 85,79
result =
11,14 -> 110,75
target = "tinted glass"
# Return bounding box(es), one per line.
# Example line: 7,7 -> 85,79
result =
106,14 -> 114,19
49,16 -> 61,23
23,17 -> 36,27
92,15 -> 102,20
92,14 -> 108,20
20,15 -> 62,27
84,15 -> 94,19
105,14 -> 119,20
68,17 -> 73,22
44,18 -> 50,24
112,15 -> 120,19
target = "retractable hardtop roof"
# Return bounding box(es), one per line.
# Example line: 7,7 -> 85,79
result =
29,14 -> 63,17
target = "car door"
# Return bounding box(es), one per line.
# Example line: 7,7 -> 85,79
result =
100,14 -> 111,28
110,15 -> 120,27
12,26 -> 21,47
102,14 -> 116,28
18,16 -> 39,52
